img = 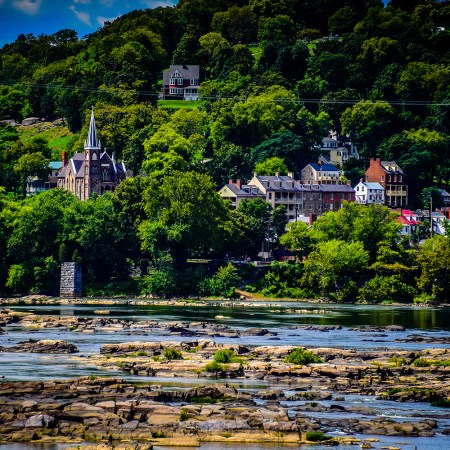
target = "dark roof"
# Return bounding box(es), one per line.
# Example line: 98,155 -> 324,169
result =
255,176 -> 301,191
222,183 -> 264,197
308,163 -> 339,172
381,161 -> 404,174
319,184 -> 355,193
163,65 -> 200,84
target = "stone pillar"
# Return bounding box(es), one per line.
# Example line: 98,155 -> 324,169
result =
60,262 -> 82,298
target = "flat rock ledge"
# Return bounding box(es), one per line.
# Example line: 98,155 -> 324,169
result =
0,339 -> 79,354
0,377 -> 438,447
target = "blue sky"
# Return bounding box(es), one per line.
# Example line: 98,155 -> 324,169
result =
0,0 -> 177,47
0,1 -> 393,48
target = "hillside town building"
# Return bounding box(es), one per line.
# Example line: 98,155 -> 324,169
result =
162,65 -> 200,100
354,180 -> 385,205
365,158 -> 408,207
57,109 -> 127,201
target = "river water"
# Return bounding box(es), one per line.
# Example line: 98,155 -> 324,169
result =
1,300 -> 450,449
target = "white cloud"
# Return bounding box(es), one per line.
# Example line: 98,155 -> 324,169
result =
12,0 -> 43,15
96,15 -> 118,26
69,5 -> 93,27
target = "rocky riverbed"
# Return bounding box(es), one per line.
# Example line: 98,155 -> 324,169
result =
1,304 -> 450,448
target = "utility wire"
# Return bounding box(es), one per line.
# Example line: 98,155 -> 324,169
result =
1,79 -> 449,107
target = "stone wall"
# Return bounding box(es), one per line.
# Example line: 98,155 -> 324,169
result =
60,262 -> 82,298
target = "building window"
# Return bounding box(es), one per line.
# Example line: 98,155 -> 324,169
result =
394,175 -> 397,182
388,175 -> 391,182
191,78 -> 199,85
399,175 -> 402,182
330,194 -> 334,200
381,176 -> 384,181
268,193 -> 272,200
177,78 -> 184,85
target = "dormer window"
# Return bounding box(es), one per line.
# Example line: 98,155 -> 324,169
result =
177,78 -> 184,85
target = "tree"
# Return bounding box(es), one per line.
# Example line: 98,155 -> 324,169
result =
211,6 -> 258,44
251,130 -> 305,175
417,235 -> 450,302
140,171 -> 230,269
255,157 -> 288,175
14,152 -> 50,196
235,198 -> 272,257
310,202 -> 402,262
302,239 -> 369,299
279,221 -> 311,259
341,100 -> 396,156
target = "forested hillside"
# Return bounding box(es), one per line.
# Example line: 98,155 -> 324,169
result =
0,0 -> 449,301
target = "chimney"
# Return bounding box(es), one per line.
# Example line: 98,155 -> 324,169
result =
347,180 -> 352,187
288,171 -> 294,179
275,172 -> 279,177
62,151 -> 68,168
229,179 -> 233,185
236,179 -> 242,189
253,171 -> 257,178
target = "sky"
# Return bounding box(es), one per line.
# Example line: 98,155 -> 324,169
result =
0,0 -> 393,48
0,0 -> 177,47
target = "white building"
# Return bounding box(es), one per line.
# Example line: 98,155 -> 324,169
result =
355,181 -> 384,205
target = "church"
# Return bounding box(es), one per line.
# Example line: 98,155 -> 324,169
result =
57,108 -> 127,200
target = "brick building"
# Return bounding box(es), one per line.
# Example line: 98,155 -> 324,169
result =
365,158 -> 407,207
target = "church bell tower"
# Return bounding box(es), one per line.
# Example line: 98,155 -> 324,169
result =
83,107 -> 101,200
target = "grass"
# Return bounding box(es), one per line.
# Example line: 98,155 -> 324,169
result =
157,99 -> 202,109
17,122 -> 77,158
248,44 -> 263,62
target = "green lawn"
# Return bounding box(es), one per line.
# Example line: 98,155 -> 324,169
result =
17,122 -> 77,160
158,99 -> 202,109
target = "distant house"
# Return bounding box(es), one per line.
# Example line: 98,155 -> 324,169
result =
245,171 -> 355,219
162,65 -> 200,100
431,211 -> 448,236
438,188 -> 450,207
247,172 -> 303,221
319,134 -> 359,166
397,210 -> 419,238
320,183 -> 355,212
218,179 -> 265,209
300,162 -> 341,185
354,181 -> 384,205
26,161 -> 62,196
365,158 -> 408,207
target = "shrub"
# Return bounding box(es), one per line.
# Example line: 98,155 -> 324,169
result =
199,263 -> 241,298
213,348 -> 240,364
205,361 -> 224,373
179,408 -> 189,421
413,358 -> 432,367
358,275 -> 416,303
163,348 -> 183,361
305,431 -> 332,442
285,348 -> 322,365
141,269 -> 176,298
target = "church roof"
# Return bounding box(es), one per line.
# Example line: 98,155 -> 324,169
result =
84,107 -> 101,149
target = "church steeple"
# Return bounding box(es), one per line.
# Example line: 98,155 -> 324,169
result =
84,107 -> 101,149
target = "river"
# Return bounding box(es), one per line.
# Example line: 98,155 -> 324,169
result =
1,300 -> 450,449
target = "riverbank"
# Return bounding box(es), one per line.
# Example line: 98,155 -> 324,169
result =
1,303 -> 450,448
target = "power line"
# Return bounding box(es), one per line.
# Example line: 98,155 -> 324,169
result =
1,79 -> 449,107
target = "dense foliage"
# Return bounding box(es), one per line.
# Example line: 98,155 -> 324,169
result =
0,0 -> 449,302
